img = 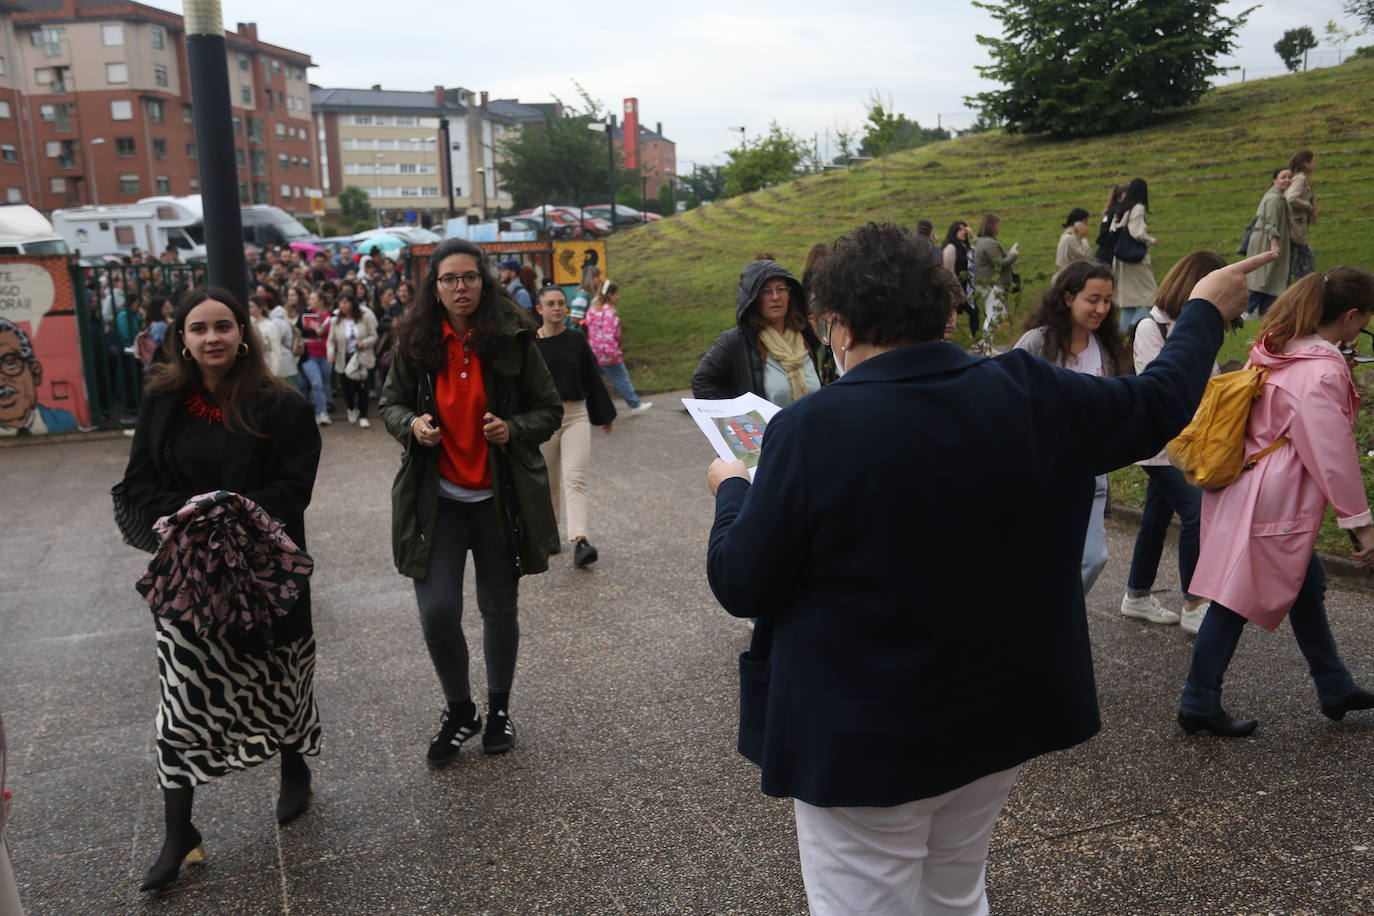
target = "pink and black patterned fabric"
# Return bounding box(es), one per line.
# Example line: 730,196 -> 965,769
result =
137,490 -> 313,642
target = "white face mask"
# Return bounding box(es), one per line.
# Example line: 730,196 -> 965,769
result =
833,324 -> 850,377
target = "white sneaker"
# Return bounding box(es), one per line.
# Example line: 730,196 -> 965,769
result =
347,408 -> 359,424
318,412 -> 332,426
630,402 -> 653,415
1120,593 -> 1181,624
314,412 -> 326,425
357,418 -> 370,429
1180,601 -> 1210,635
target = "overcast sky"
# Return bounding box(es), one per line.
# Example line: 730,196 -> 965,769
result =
153,0 -> 1359,168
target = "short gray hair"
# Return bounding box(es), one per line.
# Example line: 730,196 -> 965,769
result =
0,317 -> 34,361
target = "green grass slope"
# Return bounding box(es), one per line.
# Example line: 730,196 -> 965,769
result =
610,59 -> 1374,393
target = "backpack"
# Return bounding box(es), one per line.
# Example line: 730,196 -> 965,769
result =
1119,318 -> 1167,377
1166,365 -> 1290,490
133,329 -> 158,365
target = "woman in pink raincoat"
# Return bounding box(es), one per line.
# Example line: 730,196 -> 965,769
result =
1179,267 -> 1374,737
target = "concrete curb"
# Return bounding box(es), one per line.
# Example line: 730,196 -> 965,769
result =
1109,502 -> 1374,594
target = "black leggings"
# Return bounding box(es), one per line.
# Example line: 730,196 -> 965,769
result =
957,300 -> 980,336
341,374 -> 369,419
413,498 -> 520,704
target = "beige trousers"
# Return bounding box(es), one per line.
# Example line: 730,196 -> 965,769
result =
540,400 -> 591,541
0,835 -> 22,915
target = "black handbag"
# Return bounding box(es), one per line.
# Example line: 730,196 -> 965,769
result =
111,480 -> 159,553
1237,220 -> 1255,256
1113,230 -> 1148,264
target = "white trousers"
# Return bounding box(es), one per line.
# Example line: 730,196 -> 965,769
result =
793,765 -> 1021,916
539,400 -> 591,540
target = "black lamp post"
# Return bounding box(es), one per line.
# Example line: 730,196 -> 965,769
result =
588,119 -> 616,232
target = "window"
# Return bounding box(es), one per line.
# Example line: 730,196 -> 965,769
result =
400,187 -> 419,198
51,103 -> 73,132
238,181 -> 248,202
275,122 -> 285,139
1,145 -> 16,163
251,150 -> 266,175
182,104 -> 193,124
294,185 -> 302,198
0,57 -> 6,76
351,114 -> 373,126
231,115 -> 241,135
253,183 -> 269,204
235,148 -> 245,168
280,184 -> 291,198
289,155 -> 298,169
57,143 -> 74,169
39,104 -> 55,120
115,226 -> 135,245
111,99 -> 133,120
186,142 -> 197,159
35,67 -> 53,85
278,153 -> 288,169
146,99 -> 163,123
102,24 -> 123,46
248,118 -> 263,143
115,137 -> 135,156
45,141 -> 61,157
106,62 -> 128,84
190,177 -> 200,192
156,175 -> 171,195
302,156 -> 310,170
399,162 -> 418,174
119,174 -> 140,194
31,28 -> 64,57
276,91 -> 284,105
423,187 -> 439,197
150,26 -> 165,50
154,64 -> 168,88
6,188 -> 20,203
262,57 -> 272,77
241,86 -> 251,104
394,116 -> 418,127
50,177 -> 66,193
0,101 -> 10,119
153,138 -> 166,159
272,59 -> 281,74
238,54 -> 249,71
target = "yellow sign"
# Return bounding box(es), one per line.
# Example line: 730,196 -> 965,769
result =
551,240 -> 607,286
310,196 -> 326,215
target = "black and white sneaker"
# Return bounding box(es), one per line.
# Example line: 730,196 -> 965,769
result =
573,539 -> 598,568
426,709 -> 482,769
482,709 -> 516,755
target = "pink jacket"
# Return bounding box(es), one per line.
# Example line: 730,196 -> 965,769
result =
583,304 -> 623,367
1190,335 -> 1371,630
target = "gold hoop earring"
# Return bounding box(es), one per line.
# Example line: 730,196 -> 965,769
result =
238,342 -> 249,356
181,347 -> 193,360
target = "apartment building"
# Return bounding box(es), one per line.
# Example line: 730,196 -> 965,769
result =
311,84 -> 518,224
3,1 -> 317,217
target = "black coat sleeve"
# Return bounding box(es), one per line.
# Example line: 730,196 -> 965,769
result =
579,338 -> 617,427
120,394 -> 190,520
241,392 -> 322,525
691,329 -> 739,400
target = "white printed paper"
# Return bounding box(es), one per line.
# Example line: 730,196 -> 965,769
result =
680,393 -> 782,479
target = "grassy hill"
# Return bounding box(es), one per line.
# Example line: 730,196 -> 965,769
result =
609,58 -> 1374,392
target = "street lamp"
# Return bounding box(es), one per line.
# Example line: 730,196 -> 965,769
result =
728,126 -> 746,151
587,119 -> 617,232
86,137 -> 105,206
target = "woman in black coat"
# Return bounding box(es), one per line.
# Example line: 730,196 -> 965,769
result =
119,287 -> 322,893
691,256 -> 829,404
704,223 -> 1272,913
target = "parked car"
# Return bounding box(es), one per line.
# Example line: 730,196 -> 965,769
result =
584,204 -> 657,227
353,226 -> 441,246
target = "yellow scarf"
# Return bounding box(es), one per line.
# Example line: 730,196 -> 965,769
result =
758,326 -> 810,402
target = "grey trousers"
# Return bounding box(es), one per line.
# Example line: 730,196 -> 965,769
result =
414,498 -> 520,704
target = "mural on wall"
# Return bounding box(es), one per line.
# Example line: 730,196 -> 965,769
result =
0,257 -> 89,435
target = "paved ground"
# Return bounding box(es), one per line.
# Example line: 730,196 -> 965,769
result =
3,394 -> 1374,916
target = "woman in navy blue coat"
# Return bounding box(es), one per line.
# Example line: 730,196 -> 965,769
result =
705,224 -> 1272,915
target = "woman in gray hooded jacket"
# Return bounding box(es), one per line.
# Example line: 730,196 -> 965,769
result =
691,255 -> 830,405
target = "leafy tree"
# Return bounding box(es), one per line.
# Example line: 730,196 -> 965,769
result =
858,93 -> 952,157
1325,19 -> 1366,61
1345,0 -> 1374,28
336,185 -> 372,233
677,164 -> 726,205
832,125 -> 856,165
1275,27 -> 1319,71
656,182 -> 675,216
968,0 -> 1251,137
498,114 -> 622,209
722,122 -> 808,197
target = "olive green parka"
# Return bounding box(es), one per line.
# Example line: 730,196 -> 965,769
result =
379,309 -> 562,579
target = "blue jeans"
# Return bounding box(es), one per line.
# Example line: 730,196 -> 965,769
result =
1118,306 -> 1148,330
1081,475 -> 1108,594
300,354 -> 333,416
599,361 -> 641,409
1126,465 -> 1203,599
1248,291 -> 1277,316
1180,554 -> 1356,716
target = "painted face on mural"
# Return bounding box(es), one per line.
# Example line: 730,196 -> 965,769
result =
0,329 -> 40,429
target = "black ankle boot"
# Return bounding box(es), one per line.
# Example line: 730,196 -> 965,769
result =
139,826 -> 206,892
276,748 -> 313,824
1177,710 -> 1259,737
1321,687 -> 1374,721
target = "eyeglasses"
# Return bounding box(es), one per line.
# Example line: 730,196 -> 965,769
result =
759,285 -> 790,299
0,353 -> 31,377
437,272 -> 482,291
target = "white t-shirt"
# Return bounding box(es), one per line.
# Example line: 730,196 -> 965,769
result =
1062,334 -> 1104,377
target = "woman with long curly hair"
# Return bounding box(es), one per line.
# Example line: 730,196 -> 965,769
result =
1015,259 -> 1128,594
379,238 -> 561,767
118,287 -> 322,893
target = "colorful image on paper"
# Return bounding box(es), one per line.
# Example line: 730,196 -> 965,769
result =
713,412 -> 768,468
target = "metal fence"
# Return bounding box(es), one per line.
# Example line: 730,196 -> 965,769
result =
72,261 -> 208,428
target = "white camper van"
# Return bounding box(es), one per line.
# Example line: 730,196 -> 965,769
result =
51,198 -> 205,260
0,203 -> 70,255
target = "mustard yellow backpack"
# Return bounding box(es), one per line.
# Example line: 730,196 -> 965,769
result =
1166,364 -> 1290,490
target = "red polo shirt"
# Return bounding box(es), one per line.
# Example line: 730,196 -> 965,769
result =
435,322 -> 493,491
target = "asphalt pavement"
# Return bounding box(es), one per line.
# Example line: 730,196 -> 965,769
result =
2,394 -> 1373,915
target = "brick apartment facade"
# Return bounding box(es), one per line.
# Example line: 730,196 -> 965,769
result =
3,1 -> 317,217
609,99 -> 675,200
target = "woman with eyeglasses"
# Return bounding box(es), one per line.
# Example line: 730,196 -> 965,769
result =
691,254 -> 829,405
379,238 -> 561,768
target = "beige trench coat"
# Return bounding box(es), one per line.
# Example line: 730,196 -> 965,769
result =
1111,204 -> 1157,310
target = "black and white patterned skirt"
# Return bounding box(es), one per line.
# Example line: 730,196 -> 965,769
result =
154,616 -> 322,789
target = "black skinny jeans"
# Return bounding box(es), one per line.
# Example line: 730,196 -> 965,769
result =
413,497 -> 520,705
